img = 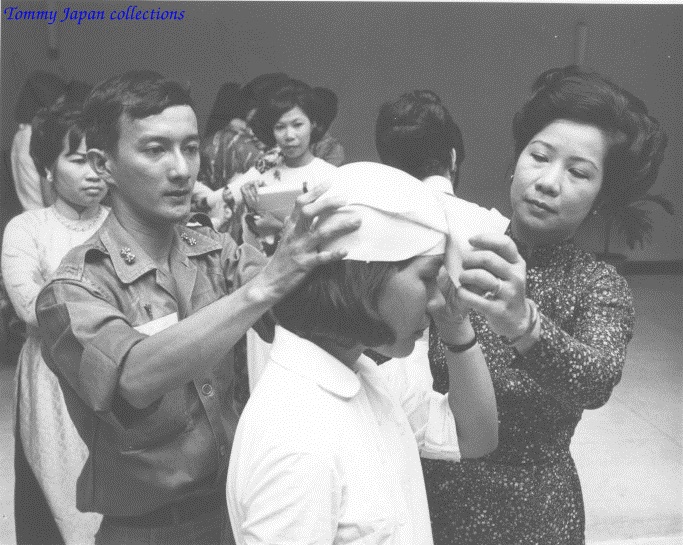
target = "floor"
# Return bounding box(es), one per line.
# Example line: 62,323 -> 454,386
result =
0,274 -> 681,545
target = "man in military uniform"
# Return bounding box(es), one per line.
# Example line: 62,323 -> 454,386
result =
36,70 -> 359,545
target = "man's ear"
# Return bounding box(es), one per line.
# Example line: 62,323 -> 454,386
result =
87,149 -> 117,187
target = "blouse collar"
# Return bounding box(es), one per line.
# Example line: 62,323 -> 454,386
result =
507,224 -> 577,268
268,325 -> 363,399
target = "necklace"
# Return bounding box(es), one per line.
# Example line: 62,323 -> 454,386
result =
51,205 -> 106,232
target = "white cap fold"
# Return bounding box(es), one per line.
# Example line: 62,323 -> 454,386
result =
318,162 -> 467,286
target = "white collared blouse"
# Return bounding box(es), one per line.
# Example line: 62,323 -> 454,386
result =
227,326 -> 461,545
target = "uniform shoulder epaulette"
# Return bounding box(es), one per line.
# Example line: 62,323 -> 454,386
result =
49,238 -> 108,282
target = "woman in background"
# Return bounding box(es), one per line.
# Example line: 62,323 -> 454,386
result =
423,65 -> 667,544
199,74 -> 288,193
194,75 -> 344,235
2,97 -> 108,545
237,78 -> 340,251
221,79 -> 341,391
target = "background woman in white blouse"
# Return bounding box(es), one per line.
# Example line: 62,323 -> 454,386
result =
2,97 -> 109,545
226,79 -> 342,392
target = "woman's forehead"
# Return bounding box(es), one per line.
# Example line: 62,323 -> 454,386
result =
407,254 -> 444,271
277,105 -> 308,123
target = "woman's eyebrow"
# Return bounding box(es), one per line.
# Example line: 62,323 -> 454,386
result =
530,139 -> 600,170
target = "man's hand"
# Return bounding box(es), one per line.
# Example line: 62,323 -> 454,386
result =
253,183 -> 361,301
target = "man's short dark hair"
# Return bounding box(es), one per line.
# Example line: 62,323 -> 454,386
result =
81,70 -> 194,153
375,90 -> 465,186
273,259 -> 413,351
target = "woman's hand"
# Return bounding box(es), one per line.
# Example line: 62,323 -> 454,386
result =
430,267 -> 475,345
191,182 -> 218,212
241,179 -> 266,212
458,233 -> 531,340
251,212 -> 285,239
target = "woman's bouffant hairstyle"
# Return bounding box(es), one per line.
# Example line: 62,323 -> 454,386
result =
375,90 -> 465,186
203,74 -> 290,138
14,70 -> 67,124
249,79 -> 338,148
273,259 -> 408,351
203,82 -> 242,138
512,65 -> 667,210
82,70 -> 194,153
29,96 -> 86,177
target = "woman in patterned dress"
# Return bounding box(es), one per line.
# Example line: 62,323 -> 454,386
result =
193,75 -> 344,235
2,97 -> 109,545
422,65 -> 667,544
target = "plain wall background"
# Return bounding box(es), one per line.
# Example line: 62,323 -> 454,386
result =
2,1 -> 681,260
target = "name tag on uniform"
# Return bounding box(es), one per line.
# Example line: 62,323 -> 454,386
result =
134,312 -> 178,336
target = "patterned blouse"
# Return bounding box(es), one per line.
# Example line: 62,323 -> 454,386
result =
199,119 -> 345,192
423,238 -> 635,545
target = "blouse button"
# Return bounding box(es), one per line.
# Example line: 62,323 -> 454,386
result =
220,445 -> 227,457
201,383 -> 214,396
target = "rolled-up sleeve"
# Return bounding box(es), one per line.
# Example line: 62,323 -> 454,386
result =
379,348 -> 460,462
37,280 -> 147,414
220,234 -> 268,290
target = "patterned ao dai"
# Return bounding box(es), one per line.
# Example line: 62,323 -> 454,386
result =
423,238 -> 634,545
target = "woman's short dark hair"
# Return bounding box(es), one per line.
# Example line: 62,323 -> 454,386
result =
512,65 -> 667,209
273,259 -> 410,351
240,73 -> 290,116
249,79 -> 337,148
30,97 -> 85,177
82,70 -> 195,153
375,90 -> 465,184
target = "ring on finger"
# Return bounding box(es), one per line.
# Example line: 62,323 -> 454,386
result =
484,277 -> 503,300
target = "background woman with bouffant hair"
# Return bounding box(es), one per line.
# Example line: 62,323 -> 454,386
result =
422,65 -> 667,544
224,79 -> 344,392
3,96 -> 108,545
193,75 -> 344,236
